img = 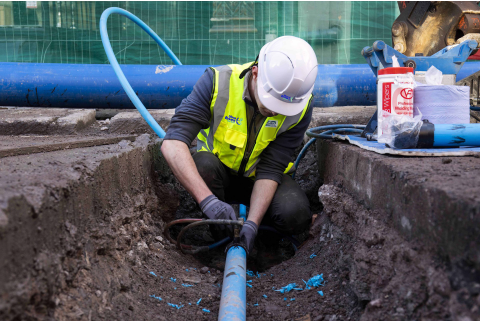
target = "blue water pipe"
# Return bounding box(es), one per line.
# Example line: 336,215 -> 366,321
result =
100,8 -> 247,320
218,246 -> 247,320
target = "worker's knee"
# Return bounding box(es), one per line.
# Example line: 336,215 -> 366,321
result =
192,151 -> 224,187
268,176 -> 311,235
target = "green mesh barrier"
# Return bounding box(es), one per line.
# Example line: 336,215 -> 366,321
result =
0,1 -> 399,65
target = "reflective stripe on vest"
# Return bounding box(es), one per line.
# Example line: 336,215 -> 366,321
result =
197,62 -> 311,178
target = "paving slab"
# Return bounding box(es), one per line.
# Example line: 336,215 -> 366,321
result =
310,106 -> 375,128
108,109 -> 175,134
316,138 -> 480,266
0,108 -> 96,135
0,135 -> 137,158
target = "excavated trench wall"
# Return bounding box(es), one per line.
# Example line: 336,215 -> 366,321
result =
0,135 -> 176,319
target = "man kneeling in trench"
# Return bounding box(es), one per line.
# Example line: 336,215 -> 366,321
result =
161,36 -> 318,255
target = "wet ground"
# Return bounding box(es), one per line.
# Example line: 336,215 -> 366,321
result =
1,134 -> 479,321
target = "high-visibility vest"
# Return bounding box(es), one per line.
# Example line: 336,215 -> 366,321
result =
197,62 -> 312,179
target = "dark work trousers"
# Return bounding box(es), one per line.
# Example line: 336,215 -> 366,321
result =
193,151 -> 312,240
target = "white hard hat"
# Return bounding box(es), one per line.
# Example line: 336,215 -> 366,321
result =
257,36 -> 318,116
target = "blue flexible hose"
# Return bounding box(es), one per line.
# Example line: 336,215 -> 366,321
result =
100,7 -> 182,139
292,138 -> 316,179
293,124 -> 366,179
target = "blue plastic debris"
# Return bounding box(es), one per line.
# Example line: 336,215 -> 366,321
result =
149,271 -> 157,277
287,304 -> 290,307
150,295 -> 162,301
246,270 -> 255,277
202,308 -> 210,313
189,303 -> 191,305
181,284 -> 193,287
256,272 -> 261,278
318,291 -> 324,296
186,269 -> 189,272
196,298 -> 202,305
274,283 -> 303,293
284,298 -> 287,301
271,274 -> 273,277
246,283 -> 252,288
262,295 -> 267,298
254,303 -> 259,306
208,271 -> 210,273
306,274 -> 325,288
174,287 -> 177,290
272,287 -> 275,290
167,303 -> 184,309
170,277 -> 176,283
302,279 -> 311,290
290,298 -> 295,301
310,253 -> 317,259
247,280 -> 252,283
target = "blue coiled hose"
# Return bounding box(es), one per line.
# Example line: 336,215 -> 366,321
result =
100,7 -> 182,139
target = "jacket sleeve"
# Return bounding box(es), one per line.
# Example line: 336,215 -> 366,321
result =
255,103 -> 313,184
163,68 -> 214,146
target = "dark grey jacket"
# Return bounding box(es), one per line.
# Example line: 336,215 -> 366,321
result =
164,68 -> 312,184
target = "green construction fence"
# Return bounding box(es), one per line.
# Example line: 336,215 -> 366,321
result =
0,1 -> 399,65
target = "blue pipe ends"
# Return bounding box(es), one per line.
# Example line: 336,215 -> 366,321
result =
239,205 -> 247,220
417,123 -> 480,148
218,246 -> 247,321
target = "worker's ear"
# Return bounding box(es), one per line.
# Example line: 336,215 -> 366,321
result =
251,65 -> 258,80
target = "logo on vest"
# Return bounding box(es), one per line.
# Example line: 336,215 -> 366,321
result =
265,120 -> 278,128
225,115 -> 243,125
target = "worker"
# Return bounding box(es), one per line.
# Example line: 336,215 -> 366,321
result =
161,36 -> 318,255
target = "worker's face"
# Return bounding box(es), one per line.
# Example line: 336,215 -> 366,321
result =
251,66 -> 278,117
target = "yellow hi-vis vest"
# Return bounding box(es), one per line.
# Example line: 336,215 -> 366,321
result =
197,62 -> 312,179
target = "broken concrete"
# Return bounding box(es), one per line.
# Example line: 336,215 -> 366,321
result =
317,139 -> 480,267
0,108 -> 96,135
109,109 -> 175,134
0,135 -> 137,158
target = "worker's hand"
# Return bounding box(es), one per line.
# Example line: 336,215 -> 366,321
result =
238,220 -> 258,255
200,195 -> 237,233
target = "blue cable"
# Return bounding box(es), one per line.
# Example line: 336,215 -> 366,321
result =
100,7 -> 182,139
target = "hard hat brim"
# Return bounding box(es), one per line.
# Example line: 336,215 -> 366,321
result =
256,81 -> 312,117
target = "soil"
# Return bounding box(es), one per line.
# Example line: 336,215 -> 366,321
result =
2,137 -> 479,321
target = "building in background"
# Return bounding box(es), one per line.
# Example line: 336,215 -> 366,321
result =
0,1 -> 399,65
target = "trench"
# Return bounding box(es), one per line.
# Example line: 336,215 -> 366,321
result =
1,136 -> 479,321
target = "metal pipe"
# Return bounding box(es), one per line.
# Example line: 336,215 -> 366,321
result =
218,246 -> 247,321
3,62 -> 479,109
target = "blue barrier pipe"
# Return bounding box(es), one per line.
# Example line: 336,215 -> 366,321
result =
2,61 -> 479,109
218,246 -> 247,321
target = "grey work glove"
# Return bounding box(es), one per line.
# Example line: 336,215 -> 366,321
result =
239,220 -> 258,255
200,195 -> 237,233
